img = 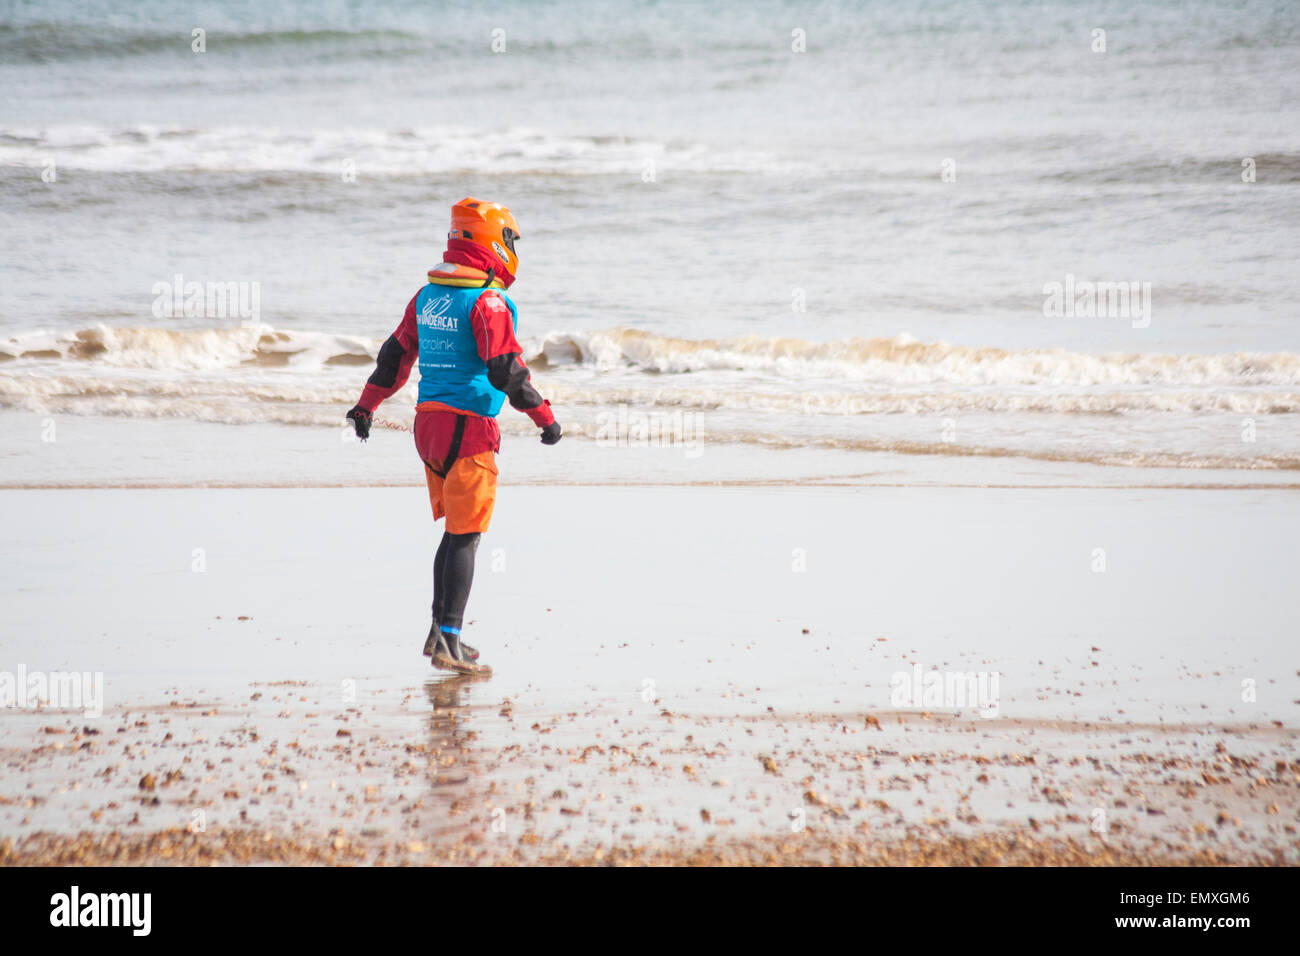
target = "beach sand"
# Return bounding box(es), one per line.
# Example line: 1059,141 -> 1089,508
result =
1,480 -> 1297,865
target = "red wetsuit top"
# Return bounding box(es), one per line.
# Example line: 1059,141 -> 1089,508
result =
356,241 -> 554,468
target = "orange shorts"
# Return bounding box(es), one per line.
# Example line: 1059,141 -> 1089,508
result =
424,450 -> 498,534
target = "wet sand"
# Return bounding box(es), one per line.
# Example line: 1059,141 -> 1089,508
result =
2,678 -> 1297,866
1,485 -> 1297,865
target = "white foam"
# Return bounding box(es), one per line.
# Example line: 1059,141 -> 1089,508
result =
527,327 -> 1300,388
0,124 -> 788,176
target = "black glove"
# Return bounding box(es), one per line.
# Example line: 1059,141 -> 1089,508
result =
540,421 -> 562,445
346,405 -> 372,441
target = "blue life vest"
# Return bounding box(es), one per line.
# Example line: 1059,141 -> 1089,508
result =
415,284 -> 518,416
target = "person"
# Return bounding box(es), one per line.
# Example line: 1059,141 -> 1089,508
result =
346,198 -> 560,675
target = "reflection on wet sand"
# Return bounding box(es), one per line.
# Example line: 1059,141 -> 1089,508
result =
424,674 -> 489,788
417,675 -> 494,847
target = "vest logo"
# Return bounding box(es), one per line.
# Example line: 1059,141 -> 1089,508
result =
419,294 -> 457,331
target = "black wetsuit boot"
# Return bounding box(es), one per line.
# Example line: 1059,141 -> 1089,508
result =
422,624 -> 478,661
426,624 -> 490,675
423,618 -> 479,661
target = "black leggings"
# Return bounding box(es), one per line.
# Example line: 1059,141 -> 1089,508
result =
432,531 -> 480,632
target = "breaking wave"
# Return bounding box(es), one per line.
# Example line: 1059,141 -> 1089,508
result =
528,328 -> 1300,387
5,323 -> 1300,392
0,124 -> 780,176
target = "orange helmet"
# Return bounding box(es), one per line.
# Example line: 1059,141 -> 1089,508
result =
448,197 -> 521,278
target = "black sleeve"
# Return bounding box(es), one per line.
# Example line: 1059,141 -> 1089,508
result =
485,352 -> 546,411
367,334 -> 407,389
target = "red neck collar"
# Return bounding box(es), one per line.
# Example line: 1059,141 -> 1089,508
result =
444,240 -> 515,288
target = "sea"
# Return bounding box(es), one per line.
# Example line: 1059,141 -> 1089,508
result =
2,0 -> 1299,483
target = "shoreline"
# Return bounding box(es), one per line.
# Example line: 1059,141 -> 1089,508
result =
3,410 -> 1299,492
3,479 -> 1300,491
